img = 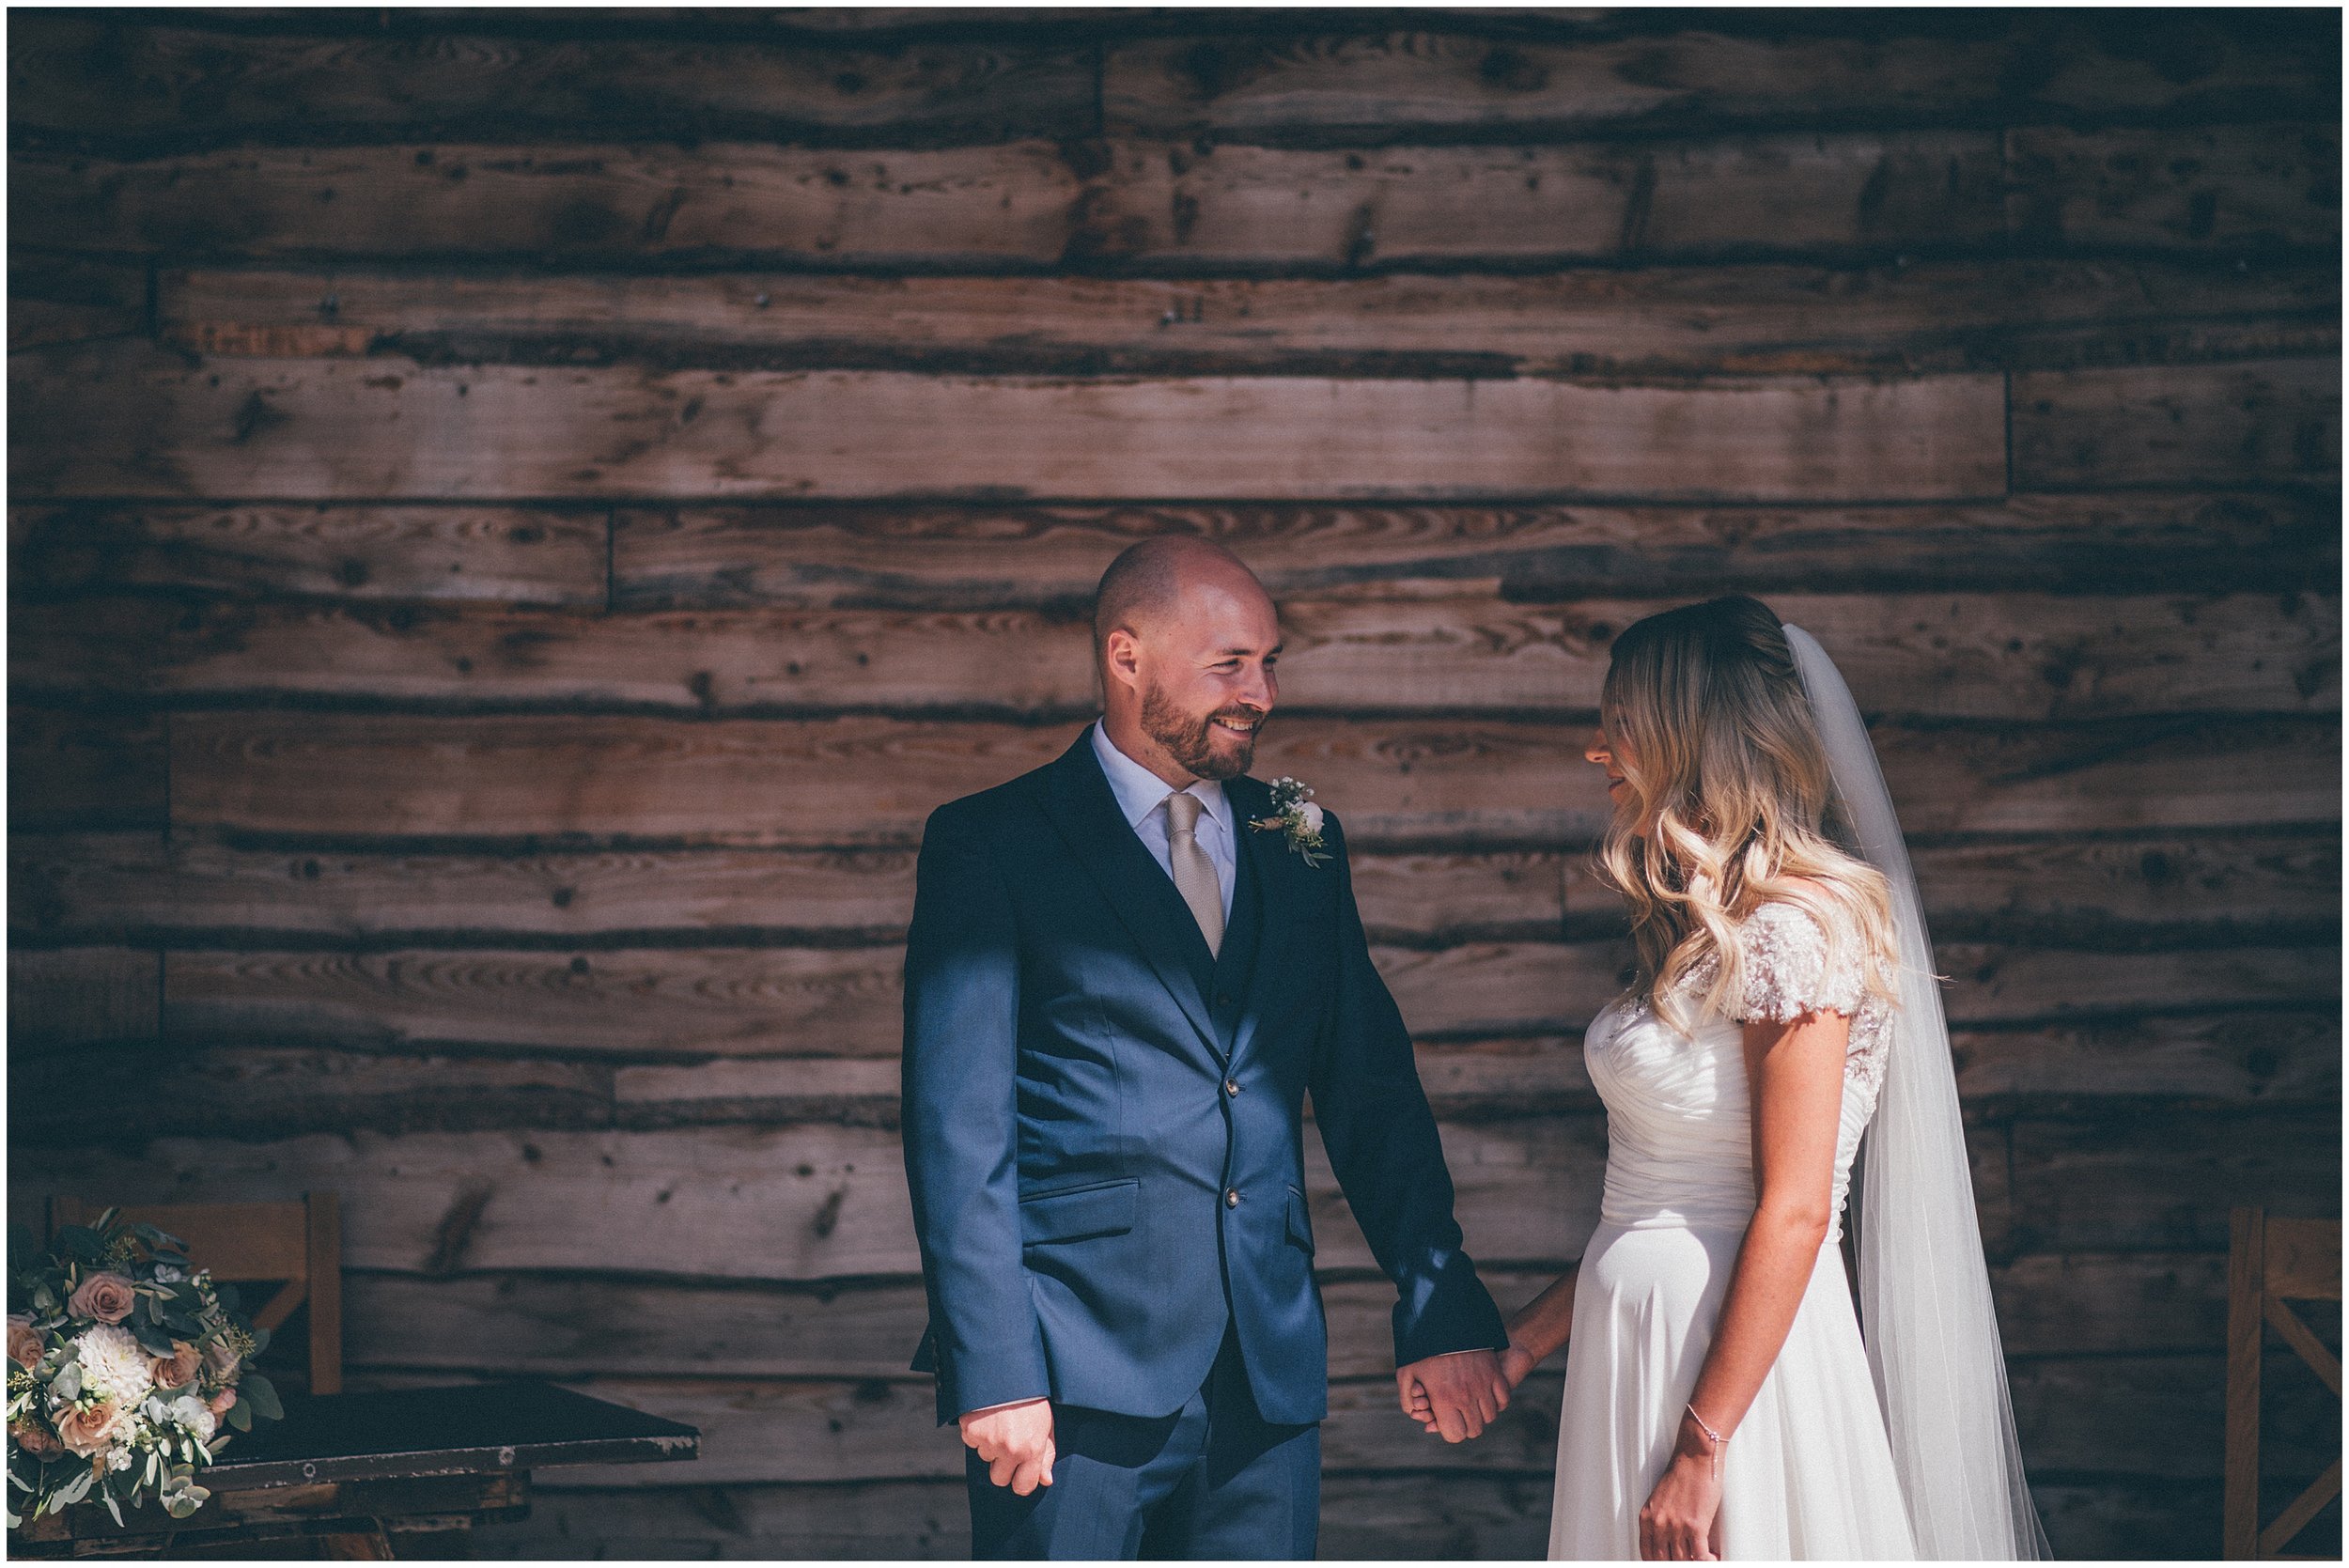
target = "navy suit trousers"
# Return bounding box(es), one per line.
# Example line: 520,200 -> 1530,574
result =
966,1323 -> 1320,1560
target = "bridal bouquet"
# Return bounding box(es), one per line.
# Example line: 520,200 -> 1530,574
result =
6,1208 -> 284,1528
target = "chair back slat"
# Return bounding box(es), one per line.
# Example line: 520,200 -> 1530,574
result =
2265,1219 -> 2342,1302
2226,1206 -> 2343,1560
50,1199 -> 311,1281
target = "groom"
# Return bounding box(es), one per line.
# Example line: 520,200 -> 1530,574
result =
901,537 -> 1511,1559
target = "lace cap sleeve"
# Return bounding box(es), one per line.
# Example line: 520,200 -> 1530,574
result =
1729,900 -> 1870,1024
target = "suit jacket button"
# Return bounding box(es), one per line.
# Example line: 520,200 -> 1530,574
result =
1224,1079 -> 1239,1096
1216,991 -> 1233,1007
1225,1188 -> 1240,1207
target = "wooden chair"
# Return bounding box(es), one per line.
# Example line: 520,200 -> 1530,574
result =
46,1193 -> 344,1397
2224,1206 -> 2341,1560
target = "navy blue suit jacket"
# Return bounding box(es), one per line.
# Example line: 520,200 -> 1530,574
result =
901,725 -> 1507,1426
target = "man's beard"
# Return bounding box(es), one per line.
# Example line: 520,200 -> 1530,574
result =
1140,683 -> 1262,781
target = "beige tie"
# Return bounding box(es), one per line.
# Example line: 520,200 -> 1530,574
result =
1162,790 -> 1224,957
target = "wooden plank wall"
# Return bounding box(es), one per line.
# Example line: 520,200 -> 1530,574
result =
8,7 -> 2341,1558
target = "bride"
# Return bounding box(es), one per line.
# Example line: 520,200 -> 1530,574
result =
1423,597 -> 2049,1560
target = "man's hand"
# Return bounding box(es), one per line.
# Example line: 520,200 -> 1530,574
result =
1395,1348 -> 1511,1442
958,1397 -> 1056,1495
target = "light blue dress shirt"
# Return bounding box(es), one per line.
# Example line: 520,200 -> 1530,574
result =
1088,720 -> 1237,923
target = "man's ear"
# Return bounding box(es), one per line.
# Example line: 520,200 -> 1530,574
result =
1101,628 -> 1143,696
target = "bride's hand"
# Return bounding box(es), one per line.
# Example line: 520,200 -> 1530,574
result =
1638,1413 -> 1724,1560
1499,1340 -> 1538,1389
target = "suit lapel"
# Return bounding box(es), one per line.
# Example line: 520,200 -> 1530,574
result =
1226,776 -> 1299,1068
1042,732 -> 1225,1063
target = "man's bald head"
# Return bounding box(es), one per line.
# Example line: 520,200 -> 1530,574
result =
1091,536 -> 1282,784
1092,536 -> 1268,660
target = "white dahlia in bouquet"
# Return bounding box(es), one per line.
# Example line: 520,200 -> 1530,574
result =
7,1207 -> 284,1528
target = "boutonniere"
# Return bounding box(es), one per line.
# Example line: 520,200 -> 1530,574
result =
1248,776 -> 1330,867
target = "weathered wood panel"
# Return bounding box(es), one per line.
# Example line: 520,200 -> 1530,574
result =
8,18 -> 1097,149
13,1002 -> 2336,1147
20,1108 -> 2330,1283
12,833 -> 926,945
8,1040 -> 615,1143
610,492 -> 2340,609
8,706 -> 166,831
12,132 -> 2023,269
1076,132 -> 2004,267
333,1250 -> 2240,1389
17,590 -> 2335,722
141,938 -> 2335,1066
2008,122 -> 2342,254
8,142 -> 1088,266
2007,1351 -> 2343,1482
7,946 -> 159,1047
1953,1012 -> 2341,1109
7,253 -> 148,352
1103,23 -> 2341,141
1909,830 -> 2340,941
164,711 -> 2341,847
155,260 -> 2341,377
8,344 -> 2010,504
10,503 -> 609,606
2013,357 -> 2341,489
2004,1109 -> 2343,1255
163,946 -> 910,1059
17,830 -> 2334,948
5,1117 -> 1621,1281
26,16 -> 2332,151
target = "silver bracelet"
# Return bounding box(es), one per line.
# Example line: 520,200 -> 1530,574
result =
1685,1402 -> 1726,1448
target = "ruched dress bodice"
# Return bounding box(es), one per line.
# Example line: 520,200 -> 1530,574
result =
1586,899 -> 1894,1241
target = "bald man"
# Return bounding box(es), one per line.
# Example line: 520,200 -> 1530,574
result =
901,539 -> 1511,1559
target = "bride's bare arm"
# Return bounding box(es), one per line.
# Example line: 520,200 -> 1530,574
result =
1639,1005 -> 1850,1560
1503,1268 -> 1579,1379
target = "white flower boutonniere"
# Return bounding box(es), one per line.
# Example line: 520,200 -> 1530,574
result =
1248,776 -> 1330,867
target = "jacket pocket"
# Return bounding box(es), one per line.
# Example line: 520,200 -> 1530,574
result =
1284,1184 -> 1316,1256
1019,1177 -> 1138,1245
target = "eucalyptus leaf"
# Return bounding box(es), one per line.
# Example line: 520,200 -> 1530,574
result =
54,1363 -> 81,1400
226,1400 -> 252,1432
239,1374 -> 282,1421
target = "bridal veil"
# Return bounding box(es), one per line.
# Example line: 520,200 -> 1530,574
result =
1781,623 -> 2051,1560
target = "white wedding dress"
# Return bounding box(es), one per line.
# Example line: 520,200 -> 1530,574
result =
1548,899 -> 1919,1560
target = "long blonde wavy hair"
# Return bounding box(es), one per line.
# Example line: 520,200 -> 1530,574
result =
1595,596 -> 1901,1035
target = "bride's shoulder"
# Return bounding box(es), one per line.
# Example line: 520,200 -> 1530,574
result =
1729,888 -> 1871,1023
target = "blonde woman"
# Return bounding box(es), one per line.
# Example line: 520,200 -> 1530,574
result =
1426,598 -> 2047,1560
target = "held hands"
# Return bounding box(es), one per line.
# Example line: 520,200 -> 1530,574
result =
1394,1348 -> 1513,1442
958,1396 -> 1056,1495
